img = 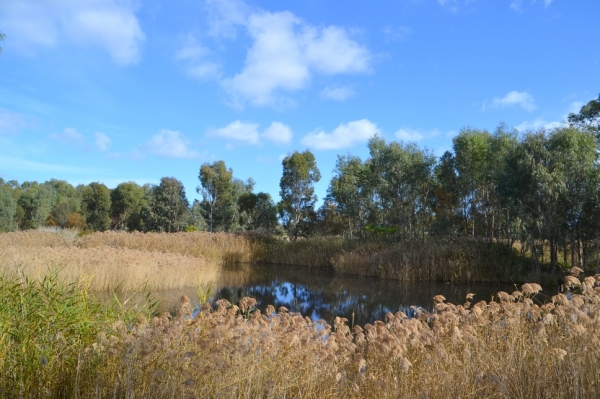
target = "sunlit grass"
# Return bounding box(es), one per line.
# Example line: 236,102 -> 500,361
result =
3,268 -> 600,398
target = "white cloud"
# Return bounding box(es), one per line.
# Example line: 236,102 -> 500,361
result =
49,127 -> 86,145
321,86 -> 355,101
0,0 -> 145,65
382,25 -> 412,42
144,130 -> 199,159
0,108 -> 27,134
205,0 -> 252,39
94,132 -> 112,151
262,122 -> 293,144
175,35 -> 222,80
209,120 -> 293,146
395,128 -> 425,142
303,25 -> 370,75
301,119 -> 379,151
492,91 -> 536,111
209,121 -> 260,145
188,1 -> 371,107
395,127 -> 442,142
437,0 -> 475,13
510,0 -> 523,12
544,0 -> 554,7
515,118 -> 562,132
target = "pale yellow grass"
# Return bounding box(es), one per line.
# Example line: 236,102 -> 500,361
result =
85,270 -> 600,398
76,230 -> 254,263
0,231 -> 224,291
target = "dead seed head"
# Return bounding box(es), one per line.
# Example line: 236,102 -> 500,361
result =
564,275 -> 581,288
521,283 -> 543,295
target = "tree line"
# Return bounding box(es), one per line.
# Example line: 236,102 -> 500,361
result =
1,95 -> 599,270
0,169 -> 280,235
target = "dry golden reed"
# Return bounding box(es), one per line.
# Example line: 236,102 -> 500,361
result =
80,273 -> 600,398
0,230 -> 229,290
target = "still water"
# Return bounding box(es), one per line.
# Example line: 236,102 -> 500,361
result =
150,264 -> 553,326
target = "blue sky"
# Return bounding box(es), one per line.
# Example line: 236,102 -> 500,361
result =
1,0 -> 599,205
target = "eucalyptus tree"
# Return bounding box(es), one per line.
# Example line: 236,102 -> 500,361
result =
81,182 -> 111,231
568,94 -> 600,139
486,124 -> 519,240
219,178 -> 254,232
453,128 -> 492,237
238,191 -> 279,232
0,185 -> 16,231
143,177 -> 190,233
547,127 -> 598,267
497,128 -> 598,271
279,150 -> 321,238
110,181 -> 145,230
189,200 -> 208,231
17,182 -> 56,229
367,137 -> 436,240
315,200 -> 346,236
45,179 -> 82,228
327,154 -> 373,237
198,161 -> 233,232
432,151 -> 461,236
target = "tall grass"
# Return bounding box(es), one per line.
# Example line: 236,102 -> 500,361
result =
76,230 -> 255,264
1,230 -> 533,287
0,271 -> 154,398
0,231 -> 227,291
3,268 -> 600,398
259,236 -> 531,283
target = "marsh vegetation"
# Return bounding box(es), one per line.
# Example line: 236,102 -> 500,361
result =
2,230 -> 600,397
2,259 -> 600,397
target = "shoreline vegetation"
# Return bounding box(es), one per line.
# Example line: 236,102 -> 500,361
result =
3,229 -> 542,290
1,234 -> 600,397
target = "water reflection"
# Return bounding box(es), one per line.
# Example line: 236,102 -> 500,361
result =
151,264 -> 551,326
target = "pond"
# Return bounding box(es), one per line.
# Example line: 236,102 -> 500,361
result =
146,264 -> 555,326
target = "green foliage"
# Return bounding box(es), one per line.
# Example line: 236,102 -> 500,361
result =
110,181 -> 145,230
364,223 -> 398,236
0,184 -> 16,231
81,182 -> 111,231
142,177 -> 190,233
16,183 -> 56,230
50,201 -> 71,228
278,150 -> 321,238
0,272 -> 108,397
568,94 -> 600,137
327,154 -> 372,237
238,191 -> 279,232
432,151 -> 460,236
198,161 -> 233,232
189,200 -> 207,231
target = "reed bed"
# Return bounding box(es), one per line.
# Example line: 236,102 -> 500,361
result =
263,236 -> 530,283
1,230 -> 531,284
0,231 -> 223,291
2,267 -> 600,398
76,230 -> 256,265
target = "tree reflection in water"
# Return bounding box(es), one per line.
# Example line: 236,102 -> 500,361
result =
208,264 -> 523,326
